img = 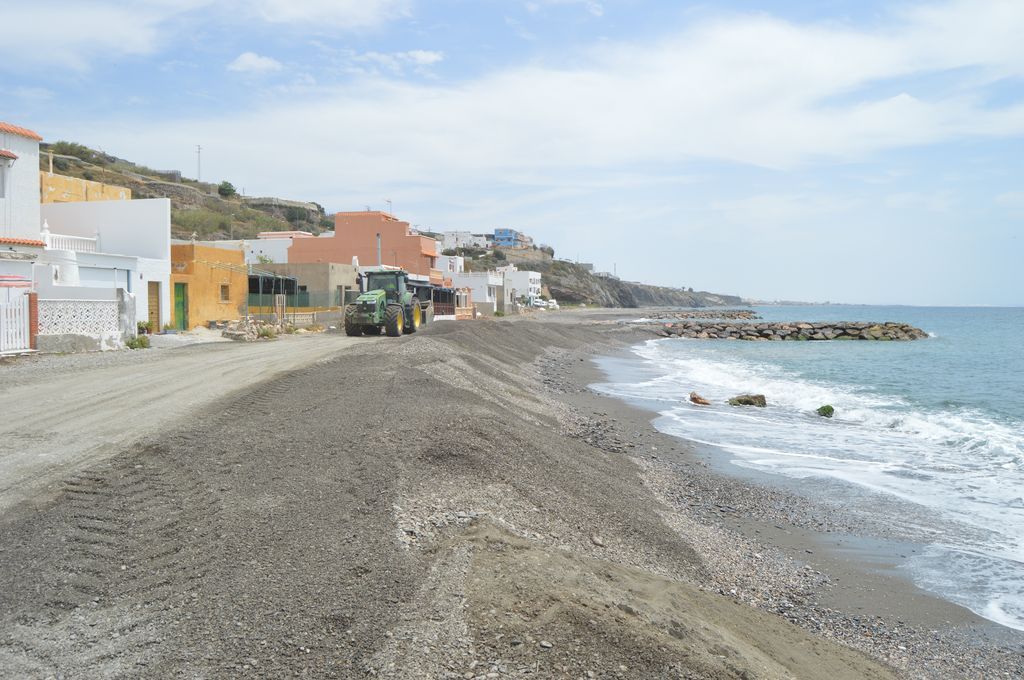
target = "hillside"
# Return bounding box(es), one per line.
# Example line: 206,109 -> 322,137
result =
462,247 -> 741,308
39,141 -> 332,241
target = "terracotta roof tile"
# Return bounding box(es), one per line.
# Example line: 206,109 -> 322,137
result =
0,237 -> 46,247
0,122 -> 43,141
0,149 -> 19,160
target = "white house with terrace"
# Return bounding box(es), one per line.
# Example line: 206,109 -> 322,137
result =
0,120 -> 171,353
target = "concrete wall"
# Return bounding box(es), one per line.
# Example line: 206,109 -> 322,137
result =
0,129 -> 41,242
40,198 -> 171,260
40,172 -> 131,203
171,243 -> 248,329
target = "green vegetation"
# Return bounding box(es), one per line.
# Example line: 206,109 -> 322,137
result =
816,405 -> 835,418
137,320 -> 153,335
126,335 -> 151,349
257,326 -> 277,339
217,181 -> 237,198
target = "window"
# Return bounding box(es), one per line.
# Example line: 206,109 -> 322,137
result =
220,284 -> 230,302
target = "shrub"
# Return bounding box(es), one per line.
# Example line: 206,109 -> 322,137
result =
494,310 -> 505,317
217,181 -> 237,197
126,335 -> 150,349
257,326 -> 277,339
137,320 -> 153,334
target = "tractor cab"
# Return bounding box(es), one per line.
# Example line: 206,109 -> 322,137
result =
364,270 -> 407,302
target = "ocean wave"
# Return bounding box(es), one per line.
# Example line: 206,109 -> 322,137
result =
594,337 -> 1024,631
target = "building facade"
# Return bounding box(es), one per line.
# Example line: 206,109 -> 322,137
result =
502,268 -> 543,302
289,211 -> 442,285
450,271 -> 503,315
493,228 -> 533,248
170,243 -> 249,330
441,231 -> 490,251
200,230 -> 315,265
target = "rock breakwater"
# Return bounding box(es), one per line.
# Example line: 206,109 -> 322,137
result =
654,321 -> 928,341
649,309 -> 760,321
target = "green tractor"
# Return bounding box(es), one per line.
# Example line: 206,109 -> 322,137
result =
344,269 -> 422,337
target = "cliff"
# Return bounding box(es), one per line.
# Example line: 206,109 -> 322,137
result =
464,248 -> 741,308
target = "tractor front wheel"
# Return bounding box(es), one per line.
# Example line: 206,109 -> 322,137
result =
404,297 -> 421,334
384,304 -> 404,337
344,305 -> 362,336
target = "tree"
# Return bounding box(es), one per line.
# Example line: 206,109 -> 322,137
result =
217,181 -> 237,198
493,249 -> 506,261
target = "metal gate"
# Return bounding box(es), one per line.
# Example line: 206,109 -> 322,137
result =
0,295 -> 30,353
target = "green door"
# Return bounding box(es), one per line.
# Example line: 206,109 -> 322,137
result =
174,283 -> 188,330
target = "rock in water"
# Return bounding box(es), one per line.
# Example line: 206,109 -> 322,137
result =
816,404 -> 835,418
728,394 -> 767,407
689,392 -> 712,406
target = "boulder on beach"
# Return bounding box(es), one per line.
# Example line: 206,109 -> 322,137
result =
728,394 -> 767,407
816,404 -> 835,418
689,392 -> 712,406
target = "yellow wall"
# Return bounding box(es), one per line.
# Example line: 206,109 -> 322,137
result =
41,172 -> 131,203
171,243 -> 248,330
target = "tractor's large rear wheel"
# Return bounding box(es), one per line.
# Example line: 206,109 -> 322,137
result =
385,304 -> 404,337
404,297 -> 421,334
344,305 -> 362,337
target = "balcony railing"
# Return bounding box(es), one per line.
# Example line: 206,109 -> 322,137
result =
45,233 -> 98,253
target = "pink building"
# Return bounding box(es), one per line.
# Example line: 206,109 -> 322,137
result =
289,211 -> 442,285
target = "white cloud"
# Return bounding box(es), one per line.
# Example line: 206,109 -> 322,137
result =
75,2 -> 1024,195
527,0 -> 604,18
227,52 -> 283,74
248,0 -> 410,27
0,0 -> 410,71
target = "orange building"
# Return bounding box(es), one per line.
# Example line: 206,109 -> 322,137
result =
288,211 -> 442,285
170,243 -> 249,330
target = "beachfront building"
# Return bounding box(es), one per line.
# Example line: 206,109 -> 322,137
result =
441,230 -> 490,251
493,228 -> 533,248
289,210 -> 443,285
503,268 -> 543,303
1,120 -> 171,352
450,271 -> 503,315
40,198 -> 172,332
437,254 -> 465,275
170,242 -> 248,330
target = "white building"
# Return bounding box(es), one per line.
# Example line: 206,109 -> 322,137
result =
0,120 -> 172,352
40,199 -> 172,329
436,254 -> 465,275
200,230 -> 314,265
503,268 -> 543,302
441,231 -> 490,251
450,271 -> 502,314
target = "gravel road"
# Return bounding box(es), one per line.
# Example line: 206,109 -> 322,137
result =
0,334 -> 376,514
0,318 -> 909,679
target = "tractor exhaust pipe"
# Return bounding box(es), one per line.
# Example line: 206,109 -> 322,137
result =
376,232 -> 382,267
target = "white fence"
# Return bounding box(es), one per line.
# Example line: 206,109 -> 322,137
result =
0,295 -> 30,353
38,299 -> 119,336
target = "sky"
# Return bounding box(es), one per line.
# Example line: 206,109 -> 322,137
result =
2,0 -> 1023,306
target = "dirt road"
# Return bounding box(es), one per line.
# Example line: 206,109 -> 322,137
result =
0,334 -> 375,514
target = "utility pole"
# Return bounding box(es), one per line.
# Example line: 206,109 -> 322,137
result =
196,144 -> 202,182
385,198 -> 392,216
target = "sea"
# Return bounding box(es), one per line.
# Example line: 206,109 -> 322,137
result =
593,305 -> 1024,631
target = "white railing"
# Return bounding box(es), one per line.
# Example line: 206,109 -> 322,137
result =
0,295 -> 30,353
45,233 -> 98,253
